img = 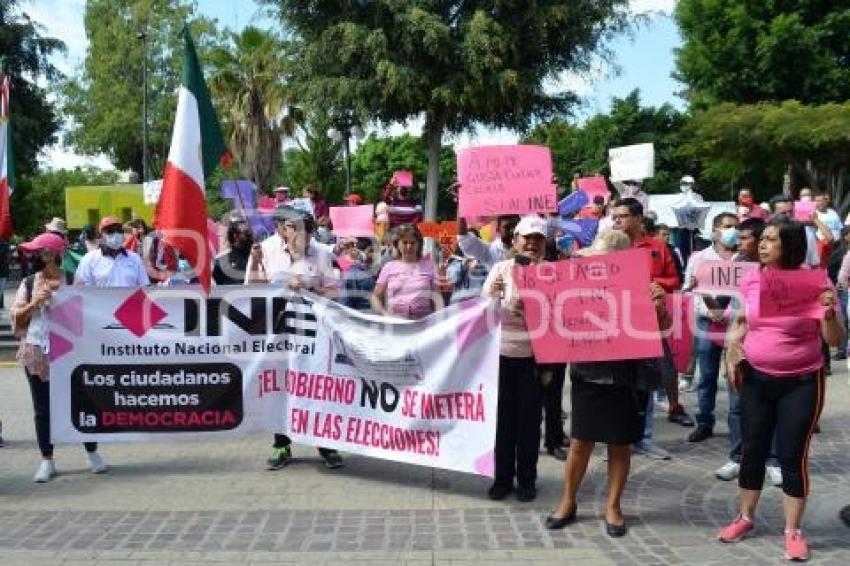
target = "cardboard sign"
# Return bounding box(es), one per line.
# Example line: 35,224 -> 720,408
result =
794,200 -> 815,221
665,293 -> 694,374
694,261 -> 759,296
392,170 -> 414,188
609,143 -> 655,182
513,249 -> 663,363
329,204 -> 375,237
457,145 -> 556,218
576,176 -> 610,204
758,268 -> 828,319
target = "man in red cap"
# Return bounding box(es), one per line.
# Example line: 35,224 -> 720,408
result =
344,193 -> 364,206
75,217 -> 149,287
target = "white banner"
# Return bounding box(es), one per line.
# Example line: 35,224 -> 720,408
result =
48,286 -> 500,476
609,143 -> 655,182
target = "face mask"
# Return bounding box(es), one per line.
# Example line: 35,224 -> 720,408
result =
680,183 -> 693,193
30,256 -> 46,272
103,233 -> 124,250
739,196 -> 754,207
719,227 -> 739,248
800,195 -> 812,202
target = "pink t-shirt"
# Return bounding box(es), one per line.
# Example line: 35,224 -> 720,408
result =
376,258 -> 437,320
742,268 -> 826,376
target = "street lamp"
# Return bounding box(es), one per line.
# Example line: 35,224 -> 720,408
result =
137,30 -> 149,184
327,122 -> 365,195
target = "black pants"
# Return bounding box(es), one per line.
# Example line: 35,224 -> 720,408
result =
738,362 -> 825,498
273,434 -> 336,457
539,363 -> 567,449
494,356 -> 543,488
25,370 -> 97,458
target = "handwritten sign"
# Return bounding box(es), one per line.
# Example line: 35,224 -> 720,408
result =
794,200 -> 815,221
329,204 -> 375,237
392,170 -> 414,188
759,268 -> 828,319
576,176 -> 610,204
665,293 -> 694,374
609,143 -> 654,182
456,145 -> 556,218
513,249 -> 663,363
694,261 -> 758,296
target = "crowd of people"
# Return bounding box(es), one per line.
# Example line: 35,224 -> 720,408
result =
3,172 -> 848,562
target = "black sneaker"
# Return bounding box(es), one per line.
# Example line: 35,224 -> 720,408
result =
320,449 -> 344,469
487,482 -> 512,500
668,406 -> 695,427
266,445 -> 293,470
547,446 -> 568,461
516,485 -> 537,502
687,425 -> 713,442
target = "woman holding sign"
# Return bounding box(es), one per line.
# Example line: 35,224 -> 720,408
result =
481,215 -> 548,503
718,216 -> 845,561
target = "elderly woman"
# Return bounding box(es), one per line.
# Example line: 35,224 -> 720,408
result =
717,217 -> 845,561
11,233 -> 107,483
371,223 -> 440,320
481,215 -> 549,502
546,229 -> 670,536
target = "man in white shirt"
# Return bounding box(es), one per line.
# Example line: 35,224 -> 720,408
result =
814,192 -> 842,241
246,207 -> 343,471
75,217 -> 150,288
456,215 -> 519,271
770,195 -> 831,266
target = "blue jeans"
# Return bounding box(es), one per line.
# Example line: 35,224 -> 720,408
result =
728,385 -> 778,466
695,317 -> 724,429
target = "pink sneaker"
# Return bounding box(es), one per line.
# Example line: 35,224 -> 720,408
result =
717,514 -> 754,543
784,529 -> 809,562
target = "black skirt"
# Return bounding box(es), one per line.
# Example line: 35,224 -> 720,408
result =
570,377 -> 644,445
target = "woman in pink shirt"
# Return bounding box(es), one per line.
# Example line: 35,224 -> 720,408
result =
719,217 -> 845,561
371,223 -> 439,319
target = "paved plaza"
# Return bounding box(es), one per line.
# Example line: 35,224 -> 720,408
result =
1,362 -> 849,565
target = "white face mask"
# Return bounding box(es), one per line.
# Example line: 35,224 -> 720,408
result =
103,233 -> 124,250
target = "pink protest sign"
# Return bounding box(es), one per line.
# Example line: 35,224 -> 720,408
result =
758,268 -> 828,319
457,145 -> 556,218
794,200 -> 815,221
513,249 -> 663,363
329,204 -> 375,237
665,293 -> 694,374
694,260 -> 758,296
392,170 -> 414,188
576,176 -> 610,204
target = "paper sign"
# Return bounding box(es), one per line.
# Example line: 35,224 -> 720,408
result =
329,204 -> 375,237
665,293 -> 694,374
457,145 -> 556,218
290,197 -> 315,217
794,200 -> 815,221
694,261 -> 759,296
513,249 -> 663,363
257,196 -> 276,210
758,268 -> 828,319
143,179 -> 163,205
609,143 -> 655,182
392,170 -> 414,188
576,176 -> 610,204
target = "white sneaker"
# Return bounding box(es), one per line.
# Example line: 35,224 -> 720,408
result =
766,465 -> 782,487
87,451 -> 108,474
33,459 -> 55,483
715,461 -> 740,481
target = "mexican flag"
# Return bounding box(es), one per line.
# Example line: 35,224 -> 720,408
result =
155,25 -> 227,294
0,74 -> 14,239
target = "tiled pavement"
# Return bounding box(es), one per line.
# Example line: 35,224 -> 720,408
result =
1,364 -> 849,565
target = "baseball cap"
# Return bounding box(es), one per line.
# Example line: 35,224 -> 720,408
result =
344,193 -> 364,205
20,232 -> 67,253
514,215 -> 547,237
98,216 -> 122,231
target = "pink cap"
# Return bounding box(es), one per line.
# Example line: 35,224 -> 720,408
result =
19,233 -> 67,253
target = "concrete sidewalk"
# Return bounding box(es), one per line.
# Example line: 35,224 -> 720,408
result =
1,363 -> 849,565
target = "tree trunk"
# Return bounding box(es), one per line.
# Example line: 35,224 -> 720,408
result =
423,111 -> 446,221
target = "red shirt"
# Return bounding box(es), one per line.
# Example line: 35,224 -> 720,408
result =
631,235 -> 680,292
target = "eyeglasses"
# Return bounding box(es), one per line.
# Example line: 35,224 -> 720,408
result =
611,214 -> 633,221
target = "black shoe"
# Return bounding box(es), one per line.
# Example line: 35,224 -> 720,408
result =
668,406 -> 695,427
687,425 -> 713,442
547,446 -> 568,461
487,482 -> 512,500
516,485 -> 537,502
545,505 -> 577,530
319,449 -> 344,469
833,352 -> 847,361
604,519 -> 627,537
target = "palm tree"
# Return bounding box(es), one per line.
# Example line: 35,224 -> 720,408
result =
209,26 -> 296,193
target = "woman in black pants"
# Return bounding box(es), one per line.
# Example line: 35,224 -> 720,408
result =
11,233 -> 106,483
719,217 -> 845,561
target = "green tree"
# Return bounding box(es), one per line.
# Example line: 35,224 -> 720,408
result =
209,26 -> 296,192
675,1 -> 850,105
265,0 -> 629,219
277,111 -> 345,202
62,0 -> 220,179
524,91 -> 695,196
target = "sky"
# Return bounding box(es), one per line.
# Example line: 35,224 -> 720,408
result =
22,0 -> 683,170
